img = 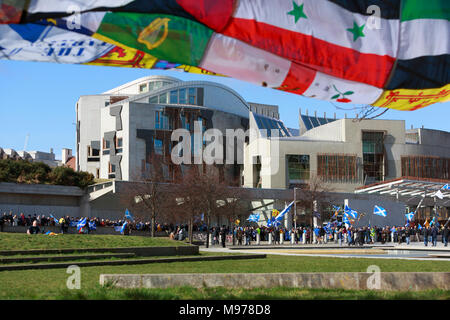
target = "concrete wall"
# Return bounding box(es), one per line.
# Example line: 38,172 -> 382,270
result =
0,183 -> 84,217
100,272 -> 450,291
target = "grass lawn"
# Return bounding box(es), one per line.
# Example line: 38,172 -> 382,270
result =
0,233 -> 189,251
0,254 -> 449,300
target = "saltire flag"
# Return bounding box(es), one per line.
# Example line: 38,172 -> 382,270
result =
120,221 -> 128,234
88,221 -> 97,230
405,212 -> 415,221
114,226 -> 122,232
267,217 -> 281,227
344,205 -> 358,219
275,201 -> 294,222
0,0 -> 448,111
343,215 -> 352,226
69,221 -> 78,227
247,213 -> 260,222
442,184 -> 450,190
125,208 -> 134,222
77,217 -> 87,231
373,205 -> 387,217
418,224 -> 423,230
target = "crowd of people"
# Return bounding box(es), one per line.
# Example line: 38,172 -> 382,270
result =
1,211 -> 449,247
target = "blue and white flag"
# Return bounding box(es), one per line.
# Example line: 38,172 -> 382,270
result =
77,218 -> 87,231
267,217 -> 280,227
120,221 -> 128,234
88,221 -> 96,230
430,217 -> 436,226
442,184 -> 450,190
275,201 -> 294,222
70,221 -> 78,227
418,224 -> 423,230
49,214 -> 59,224
343,215 -> 352,226
373,205 -> 387,217
405,212 -> 415,221
114,226 -> 122,232
344,205 -> 358,219
247,213 -> 260,222
125,209 -> 134,222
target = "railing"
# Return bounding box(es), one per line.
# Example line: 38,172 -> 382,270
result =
86,181 -> 113,194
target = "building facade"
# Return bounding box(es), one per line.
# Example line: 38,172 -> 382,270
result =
76,75 -> 279,182
243,111 -> 450,193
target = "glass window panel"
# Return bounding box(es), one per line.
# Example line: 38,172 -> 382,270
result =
170,90 -> 178,104
179,88 -> 187,104
149,96 -> 158,103
159,92 -> 167,104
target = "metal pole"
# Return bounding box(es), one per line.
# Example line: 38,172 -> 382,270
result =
294,188 -> 297,229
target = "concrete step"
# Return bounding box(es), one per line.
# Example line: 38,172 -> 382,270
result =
0,254 -> 266,272
0,253 -> 135,264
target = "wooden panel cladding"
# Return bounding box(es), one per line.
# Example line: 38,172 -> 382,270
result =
110,96 -> 129,104
401,156 -> 450,180
317,153 -> 357,183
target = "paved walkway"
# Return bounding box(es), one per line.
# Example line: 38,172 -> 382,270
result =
200,242 -> 450,261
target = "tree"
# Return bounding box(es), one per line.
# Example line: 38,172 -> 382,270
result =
295,174 -> 332,227
175,165 -> 231,247
120,154 -> 177,237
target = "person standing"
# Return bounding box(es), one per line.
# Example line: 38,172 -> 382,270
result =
431,225 -> 438,247
423,226 -> 430,246
220,226 -> 226,248
443,225 -> 449,247
405,227 -> 411,245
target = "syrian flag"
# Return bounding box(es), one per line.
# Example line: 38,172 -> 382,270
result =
373,205 -> 387,217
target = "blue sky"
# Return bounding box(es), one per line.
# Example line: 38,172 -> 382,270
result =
0,60 -> 449,160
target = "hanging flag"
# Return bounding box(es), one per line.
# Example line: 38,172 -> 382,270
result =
405,212 -> 415,221
344,205 -> 358,219
247,213 -> 260,222
373,205 -> 387,217
275,201 -> 294,222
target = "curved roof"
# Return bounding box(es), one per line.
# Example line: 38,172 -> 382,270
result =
110,79 -> 250,118
102,75 -> 181,94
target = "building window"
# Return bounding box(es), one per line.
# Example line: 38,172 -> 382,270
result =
108,162 -> 116,179
139,84 -> 147,93
159,92 -> 168,104
317,154 -> 357,183
179,88 -> 187,104
155,111 -> 170,130
188,88 -> 196,105
149,96 -> 158,103
116,137 -> 123,154
287,155 -> 310,181
362,131 -> 384,182
170,90 -> 178,104
154,138 -> 163,155
87,146 -> 100,162
105,101 -> 110,107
